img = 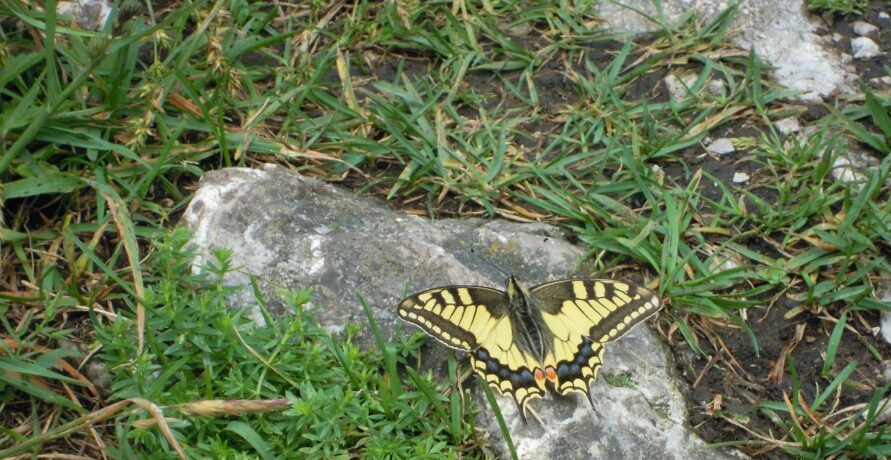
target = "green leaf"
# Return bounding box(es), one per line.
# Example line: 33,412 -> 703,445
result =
4,174 -> 84,199
226,421 -> 274,460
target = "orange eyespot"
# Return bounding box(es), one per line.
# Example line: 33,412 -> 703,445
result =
534,368 -> 545,384
545,366 -> 558,382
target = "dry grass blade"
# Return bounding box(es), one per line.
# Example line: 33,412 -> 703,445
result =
98,189 -> 146,355
0,400 -> 131,458
129,398 -> 188,460
719,412 -> 799,447
782,391 -> 808,438
767,323 -> 805,385
176,398 -> 290,417
294,1 -> 345,56
232,322 -> 302,388
1,337 -> 99,398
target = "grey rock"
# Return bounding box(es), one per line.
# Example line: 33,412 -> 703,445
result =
879,288 -> 891,346
829,151 -> 875,184
182,165 -> 746,459
664,73 -> 700,101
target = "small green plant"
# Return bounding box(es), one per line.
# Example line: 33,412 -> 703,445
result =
808,0 -> 868,16
604,373 -> 636,389
110,230 -> 481,458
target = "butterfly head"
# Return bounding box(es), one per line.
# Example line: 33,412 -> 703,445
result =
505,275 -> 520,298
505,275 -> 534,303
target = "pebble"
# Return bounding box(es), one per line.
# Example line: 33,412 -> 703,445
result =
852,37 -> 882,59
869,76 -> 891,88
832,158 -> 866,183
705,138 -> 735,156
664,73 -> 698,100
880,291 -> 891,346
774,117 -> 801,135
732,172 -> 750,184
852,21 -> 879,36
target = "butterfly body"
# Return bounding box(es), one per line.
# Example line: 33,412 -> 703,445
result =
397,276 -> 663,420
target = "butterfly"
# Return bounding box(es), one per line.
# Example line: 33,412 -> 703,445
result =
396,276 -> 663,421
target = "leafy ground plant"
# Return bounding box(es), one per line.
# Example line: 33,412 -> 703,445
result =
2,229 -> 481,458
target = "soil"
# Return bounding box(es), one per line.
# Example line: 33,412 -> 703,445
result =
820,0 -> 891,84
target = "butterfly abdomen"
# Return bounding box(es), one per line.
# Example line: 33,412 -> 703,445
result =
506,277 -> 549,363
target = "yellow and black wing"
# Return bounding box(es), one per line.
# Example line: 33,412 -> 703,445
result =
396,285 -> 548,415
530,279 -> 663,400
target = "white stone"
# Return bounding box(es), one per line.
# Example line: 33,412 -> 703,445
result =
882,312 -> 891,345
881,12 -> 890,20
599,2 -> 863,99
874,396 -> 891,424
706,79 -> 726,97
880,290 -> 891,346
853,21 -> 879,36
706,138 -> 735,156
774,117 -> 801,135
852,37 -> 882,59
185,165 -> 749,460
732,172 -> 750,184
831,156 -> 867,183
57,0 -> 112,30
664,73 -> 700,100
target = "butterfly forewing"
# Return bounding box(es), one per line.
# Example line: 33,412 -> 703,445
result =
531,279 -> 663,397
396,285 -> 510,351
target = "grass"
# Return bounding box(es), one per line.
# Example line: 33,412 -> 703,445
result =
1,0 -> 890,458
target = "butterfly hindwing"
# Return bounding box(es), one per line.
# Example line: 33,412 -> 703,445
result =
469,338 -> 547,417
531,279 -> 663,398
397,284 -> 547,416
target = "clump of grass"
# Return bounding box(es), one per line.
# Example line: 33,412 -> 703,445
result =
716,358 -> 891,458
